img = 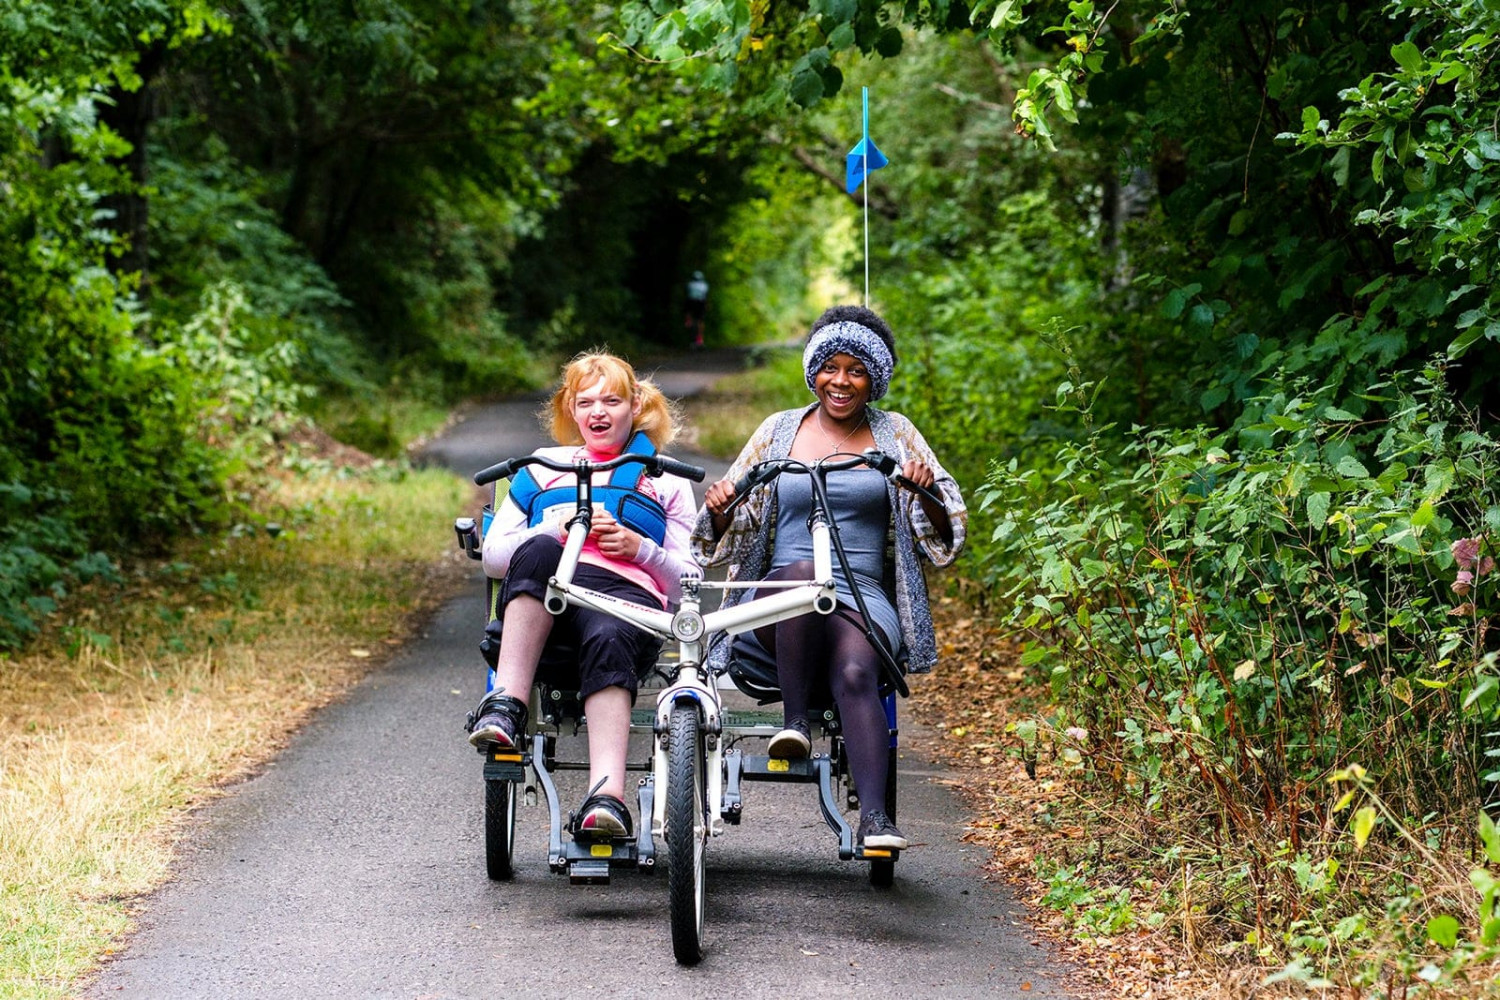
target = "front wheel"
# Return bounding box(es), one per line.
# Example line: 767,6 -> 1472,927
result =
666,703 -> 707,964
485,778 -> 516,880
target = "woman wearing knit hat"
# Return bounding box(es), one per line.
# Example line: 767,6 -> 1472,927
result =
693,305 -> 967,851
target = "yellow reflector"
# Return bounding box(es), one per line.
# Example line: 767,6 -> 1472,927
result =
492,752 -> 522,762
864,849 -> 892,858
590,844 -> 612,858
767,758 -> 790,772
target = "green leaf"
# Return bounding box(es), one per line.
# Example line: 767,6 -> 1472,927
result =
788,69 -> 824,107
1307,492 -> 1329,529
1161,283 -> 1200,319
1427,914 -> 1459,949
874,26 -> 903,57
1481,810 -> 1500,865
987,0 -> 1022,30
1391,40 -> 1424,74
1336,456 -> 1370,479
1353,806 -> 1377,848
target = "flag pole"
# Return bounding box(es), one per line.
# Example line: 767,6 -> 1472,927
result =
862,86 -> 870,307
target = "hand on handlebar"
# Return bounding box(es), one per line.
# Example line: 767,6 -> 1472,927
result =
900,459 -> 937,492
703,478 -> 738,518
588,508 -> 643,561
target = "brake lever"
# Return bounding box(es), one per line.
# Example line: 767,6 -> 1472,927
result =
861,448 -> 944,506
720,462 -> 777,517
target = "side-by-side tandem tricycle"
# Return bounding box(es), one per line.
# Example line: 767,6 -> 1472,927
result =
453,446 -> 940,964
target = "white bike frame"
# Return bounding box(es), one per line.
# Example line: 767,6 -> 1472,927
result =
541,489 -> 839,840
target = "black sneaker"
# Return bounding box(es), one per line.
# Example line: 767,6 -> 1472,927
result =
858,810 -> 908,850
573,793 -> 633,841
466,692 -> 527,750
767,717 -> 811,759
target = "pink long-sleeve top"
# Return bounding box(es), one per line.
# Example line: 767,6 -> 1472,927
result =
480,445 -> 702,606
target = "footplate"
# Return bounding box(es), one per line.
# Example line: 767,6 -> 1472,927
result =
568,858 -> 611,884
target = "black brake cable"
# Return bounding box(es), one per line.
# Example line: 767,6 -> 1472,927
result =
806,454 -> 910,698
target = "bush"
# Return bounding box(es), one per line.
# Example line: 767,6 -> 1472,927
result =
0,483 -> 117,650
983,361 -> 1500,838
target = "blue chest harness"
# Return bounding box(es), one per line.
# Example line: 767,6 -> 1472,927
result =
505,431 -> 669,546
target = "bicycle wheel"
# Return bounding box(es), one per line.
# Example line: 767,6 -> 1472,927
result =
666,702 -> 707,964
485,778 -> 516,880
869,745 -> 898,888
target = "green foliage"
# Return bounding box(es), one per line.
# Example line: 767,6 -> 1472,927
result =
984,362 -> 1500,836
0,484 -> 118,651
1281,0 -> 1500,364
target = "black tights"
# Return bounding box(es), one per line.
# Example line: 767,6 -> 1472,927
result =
754,561 -> 892,817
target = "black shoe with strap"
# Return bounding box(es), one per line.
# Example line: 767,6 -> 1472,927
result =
569,777 -> 633,841
466,690 -> 528,750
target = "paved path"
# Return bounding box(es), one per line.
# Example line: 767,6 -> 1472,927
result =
86,349 -> 1076,999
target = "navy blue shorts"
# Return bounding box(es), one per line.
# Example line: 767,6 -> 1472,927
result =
498,535 -> 663,701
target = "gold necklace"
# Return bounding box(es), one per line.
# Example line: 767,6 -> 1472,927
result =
817,407 -> 866,456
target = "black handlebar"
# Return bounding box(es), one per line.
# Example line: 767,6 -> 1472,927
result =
722,449 -> 945,516
474,451 -> 706,487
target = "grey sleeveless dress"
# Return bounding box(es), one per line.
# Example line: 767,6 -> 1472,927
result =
770,469 -> 900,649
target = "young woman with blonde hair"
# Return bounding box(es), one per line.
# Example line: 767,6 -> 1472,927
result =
467,351 -> 699,839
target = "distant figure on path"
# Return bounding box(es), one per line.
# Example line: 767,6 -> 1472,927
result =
684,270 -> 709,348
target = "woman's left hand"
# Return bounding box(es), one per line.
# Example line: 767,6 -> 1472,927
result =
589,508 -> 643,561
901,459 -> 937,490
901,459 -> 954,546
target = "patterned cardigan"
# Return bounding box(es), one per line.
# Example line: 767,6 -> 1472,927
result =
690,403 -> 967,674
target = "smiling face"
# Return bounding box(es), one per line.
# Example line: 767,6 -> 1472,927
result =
570,375 -> 639,454
813,352 -> 872,421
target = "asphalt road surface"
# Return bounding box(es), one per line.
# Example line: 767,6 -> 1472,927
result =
86,349 -> 1077,999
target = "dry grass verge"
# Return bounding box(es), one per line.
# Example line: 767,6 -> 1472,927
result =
0,465 -> 471,999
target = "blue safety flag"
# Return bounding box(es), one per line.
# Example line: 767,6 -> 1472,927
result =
845,87 -> 889,193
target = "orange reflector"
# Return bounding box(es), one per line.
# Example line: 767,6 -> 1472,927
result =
492,752 -> 522,762
864,849 -> 892,859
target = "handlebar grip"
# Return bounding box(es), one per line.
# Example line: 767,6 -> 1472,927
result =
862,449 -> 944,506
654,456 -> 707,482
896,475 -> 946,507
473,458 -> 517,486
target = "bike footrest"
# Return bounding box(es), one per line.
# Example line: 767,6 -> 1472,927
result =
568,858 -> 611,885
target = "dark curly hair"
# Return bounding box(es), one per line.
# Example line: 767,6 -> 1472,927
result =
807,305 -> 898,368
